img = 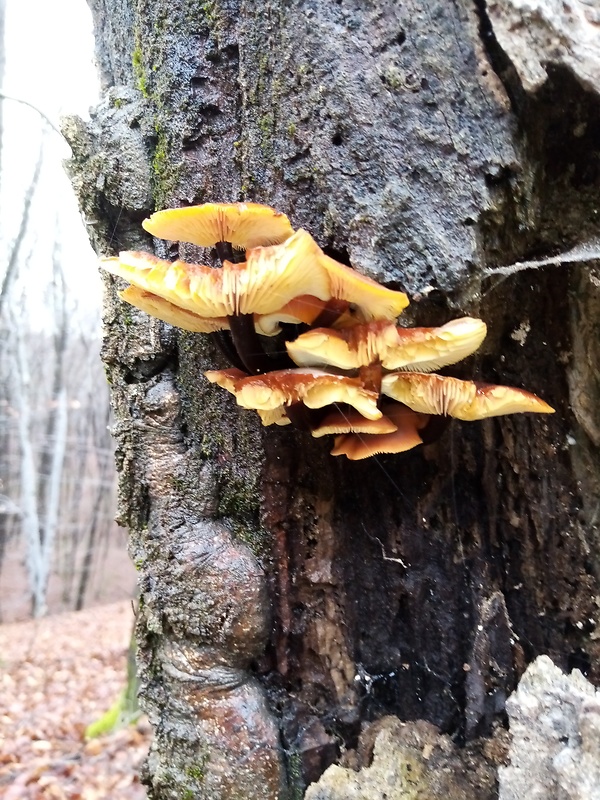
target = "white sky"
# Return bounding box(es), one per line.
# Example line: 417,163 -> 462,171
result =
2,0 -> 102,331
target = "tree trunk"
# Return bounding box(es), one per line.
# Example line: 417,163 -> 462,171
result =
67,1 -> 600,797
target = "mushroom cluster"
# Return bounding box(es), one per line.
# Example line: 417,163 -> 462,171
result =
101,202 -> 554,460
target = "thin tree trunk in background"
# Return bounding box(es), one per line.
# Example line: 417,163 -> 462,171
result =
0,142 -> 43,314
11,325 -> 45,616
67,1 -> 600,797
75,409 -> 112,610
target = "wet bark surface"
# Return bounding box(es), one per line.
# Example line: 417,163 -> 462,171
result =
67,0 -> 600,797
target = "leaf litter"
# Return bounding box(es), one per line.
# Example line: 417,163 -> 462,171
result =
0,602 -> 150,799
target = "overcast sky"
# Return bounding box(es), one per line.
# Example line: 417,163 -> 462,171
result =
2,0 -> 102,330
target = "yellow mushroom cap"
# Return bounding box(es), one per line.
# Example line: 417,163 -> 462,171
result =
100,230 -> 331,320
287,318 -> 487,371
381,372 -> 555,420
204,368 -> 382,420
330,403 -> 428,459
319,253 -> 410,321
119,286 -> 230,333
142,202 -> 295,249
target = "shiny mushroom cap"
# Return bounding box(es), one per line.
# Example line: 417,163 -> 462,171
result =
287,318 -> 487,371
330,403 -> 429,459
142,202 -> 295,249
319,253 -> 409,321
381,372 -> 555,420
204,368 -> 382,421
100,230 -> 331,320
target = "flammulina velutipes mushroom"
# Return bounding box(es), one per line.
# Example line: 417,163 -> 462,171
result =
100,202 -> 554,460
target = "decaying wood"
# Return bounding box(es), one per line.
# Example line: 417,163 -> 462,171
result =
67,0 -> 600,797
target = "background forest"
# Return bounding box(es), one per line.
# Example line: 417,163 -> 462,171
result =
0,0 -> 136,621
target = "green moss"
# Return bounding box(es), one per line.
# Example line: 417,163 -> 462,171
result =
175,334 -> 266,556
186,754 -> 209,782
258,111 -> 275,157
152,127 -> 182,208
132,45 -> 149,98
170,476 -> 186,492
287,122 -> 297,137
113,97 -> 124,109
201,0 -> 217,25
287,749 -> 304,800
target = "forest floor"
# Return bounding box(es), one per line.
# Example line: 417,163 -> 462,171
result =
0,602 -> 150,799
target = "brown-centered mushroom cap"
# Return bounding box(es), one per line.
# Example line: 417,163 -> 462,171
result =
330,403 -> 429,459
142,202 -> 295,250
287,318 -> 487,371
381,372 -> 555,420
204,368 -> 382,420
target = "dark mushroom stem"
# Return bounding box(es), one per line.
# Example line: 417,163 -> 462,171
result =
420,414 -> 452,445
214,240 -> 292,373
212,330 -> 247,371
215,240 -> 234,264
227,313 -> 274,375
285,402 -> 331,431
312,298 -> 350,328
359,363 -> 383,395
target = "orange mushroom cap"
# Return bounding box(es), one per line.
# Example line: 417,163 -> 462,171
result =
381,372 -> 555,420
204,368 -> 382,421
310,406 -> 399,438
330,403 -> 429,460
287,317 -> 487,371
142,202 -> 295,250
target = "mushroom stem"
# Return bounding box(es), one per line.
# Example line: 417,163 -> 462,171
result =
212,330 -> 247,372
311,298 -> 350,328
285,402 -> 319,432
215,240 -> 234,264
419,414 -> 452,445
228,313 -> 274,374
215,240 -> 246,264
359,363 -> 383,394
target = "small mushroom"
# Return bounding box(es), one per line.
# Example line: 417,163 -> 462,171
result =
330,402 -> 429,460
287,317 -> 487,371
142,202 -> 295,250
204,368 -> 382,422
381,372 -> 555,420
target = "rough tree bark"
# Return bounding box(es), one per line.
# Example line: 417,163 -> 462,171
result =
67,1 -> 600,798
